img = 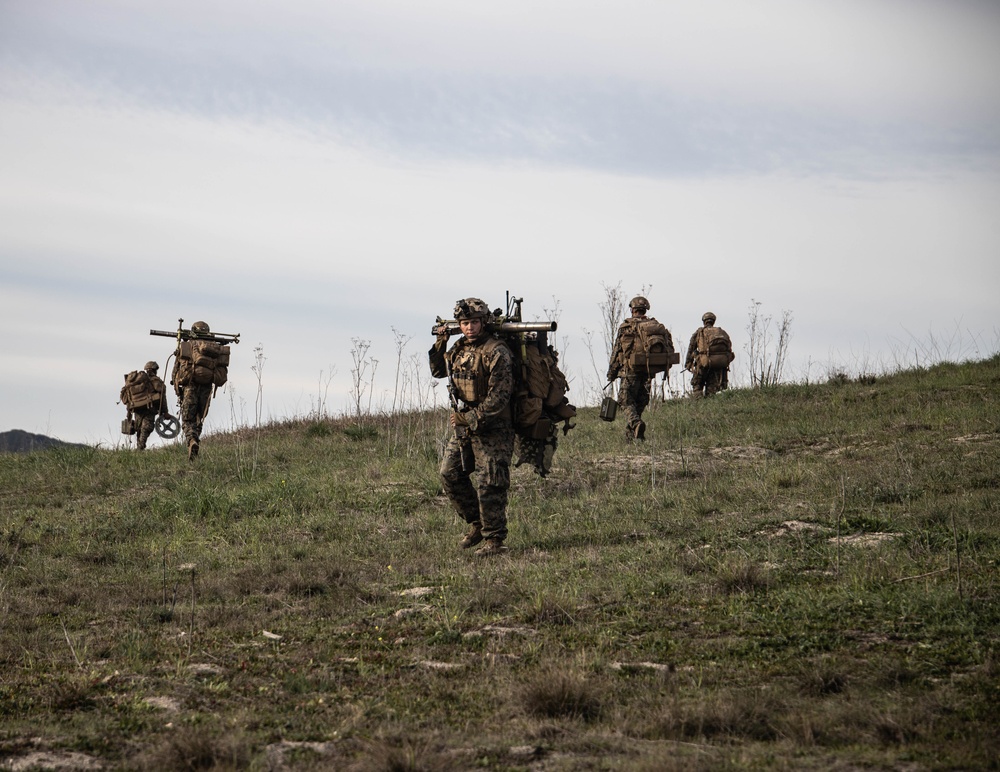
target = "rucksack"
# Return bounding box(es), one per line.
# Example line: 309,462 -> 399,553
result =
697,327 -> 735,369
120,370 -> 159,410
176,339 -> 231,388
621,318 -> 677,376
505,334 -> 576,477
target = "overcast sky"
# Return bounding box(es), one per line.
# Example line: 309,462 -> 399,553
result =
2,0 -> 998,446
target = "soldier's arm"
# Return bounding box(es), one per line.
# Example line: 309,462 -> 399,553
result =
428,335 -> 449,379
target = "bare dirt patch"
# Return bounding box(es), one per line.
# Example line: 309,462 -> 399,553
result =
762,520 -> 830,538
1,747 -> 103,771
829,532 -> 901,547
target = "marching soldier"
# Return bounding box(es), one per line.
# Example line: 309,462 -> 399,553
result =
171,321 -> 228,460
120,361 -> 168,450
429,298 -> 515,556
685,311 -> 735,398
607,296 -> 674,440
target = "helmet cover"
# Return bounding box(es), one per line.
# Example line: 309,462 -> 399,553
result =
453,298 -> 491,321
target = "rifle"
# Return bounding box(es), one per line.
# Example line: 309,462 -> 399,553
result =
150,318 -> 241,346
443,354 -> 468,441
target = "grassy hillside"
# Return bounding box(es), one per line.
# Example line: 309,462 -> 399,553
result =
1,357 -> 998,770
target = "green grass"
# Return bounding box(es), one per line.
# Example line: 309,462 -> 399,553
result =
1,356 -> 999,770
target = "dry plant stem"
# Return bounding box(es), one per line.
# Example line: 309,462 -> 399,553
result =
836,474 -> 846,576
252,344 -> 266,481
188,568 -> 196,658
892,568 -> 951,584
59,615 -> 83,670
952,510 -> 964,601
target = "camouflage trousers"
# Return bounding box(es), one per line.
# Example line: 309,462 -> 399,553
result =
617,376 -> 650,438
133,407 -> 157,450
180,384 -> 213,444
440,424 -> 515,542
690,366 -> 728,398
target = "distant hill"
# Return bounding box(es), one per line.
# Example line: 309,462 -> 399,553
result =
0,429 -> 86,453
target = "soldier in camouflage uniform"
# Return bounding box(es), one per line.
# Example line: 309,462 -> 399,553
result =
171,320 -> 215,460
686,311 -> 734,398
607,296 -> 660,441
125,361 -> 168,450
430,298 -> 514,556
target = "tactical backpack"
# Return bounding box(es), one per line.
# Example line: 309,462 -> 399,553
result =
696,327 -> 735,369
120,370 -> 160,410
619,318 -> 677,377
176,339 -> 231,388
507,334 -> 576,477
510,337 -> 576,439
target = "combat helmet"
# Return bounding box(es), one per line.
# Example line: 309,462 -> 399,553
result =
453,298 -> 491,322
702,312 -> 716,324
144,361 -> 159,372
629,296 -> 650,312
191,321 -> 211,335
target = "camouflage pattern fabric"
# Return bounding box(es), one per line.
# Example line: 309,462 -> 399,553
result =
440,425 -> 515,542
180,383 -> 213,444
686,325 -> 732,398
133,406 -> 158,450
617,375 -> 650,438
129,372 -> 167,450
690,364 -> 729,397
514,430 -> 558,477
607,315 -> 660,438
430,331 -> 515,543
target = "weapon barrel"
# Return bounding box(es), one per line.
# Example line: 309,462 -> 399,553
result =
149,329 -> 240,344
431,321 -> 557,335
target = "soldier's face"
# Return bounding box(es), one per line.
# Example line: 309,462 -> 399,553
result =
459,318 -> 483,339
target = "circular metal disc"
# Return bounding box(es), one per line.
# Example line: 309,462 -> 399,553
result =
155,414 -> 180,439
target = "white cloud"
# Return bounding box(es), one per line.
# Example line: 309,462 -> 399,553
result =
1,2 -> 999,443
78,1 -> 1000,120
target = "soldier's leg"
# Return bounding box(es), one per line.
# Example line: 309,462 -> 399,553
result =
136,409 -> 154,450
690,368 -> 706,398
705,368 -> 725,397
633,379 -> 650,439
180,390 -> 200,444
440,436 -> 481,525
618,378 -> 641,438
476,428 -> 514,543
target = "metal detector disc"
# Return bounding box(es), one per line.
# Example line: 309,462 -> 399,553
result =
155,414 -> 181,439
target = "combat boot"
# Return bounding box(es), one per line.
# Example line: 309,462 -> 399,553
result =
474,538 -> 507,557
459,524 -> 483,549
635,421 -> 646,441
187,438 -> 199,461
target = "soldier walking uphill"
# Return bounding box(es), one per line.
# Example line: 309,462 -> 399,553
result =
607,296 -> 675,441
430,298 -> 515,557
120,361 -> 168,450
685,311 -> 735,398
170,321 -> 231,460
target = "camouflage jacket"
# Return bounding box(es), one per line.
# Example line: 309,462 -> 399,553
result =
429,333 -> 513,433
